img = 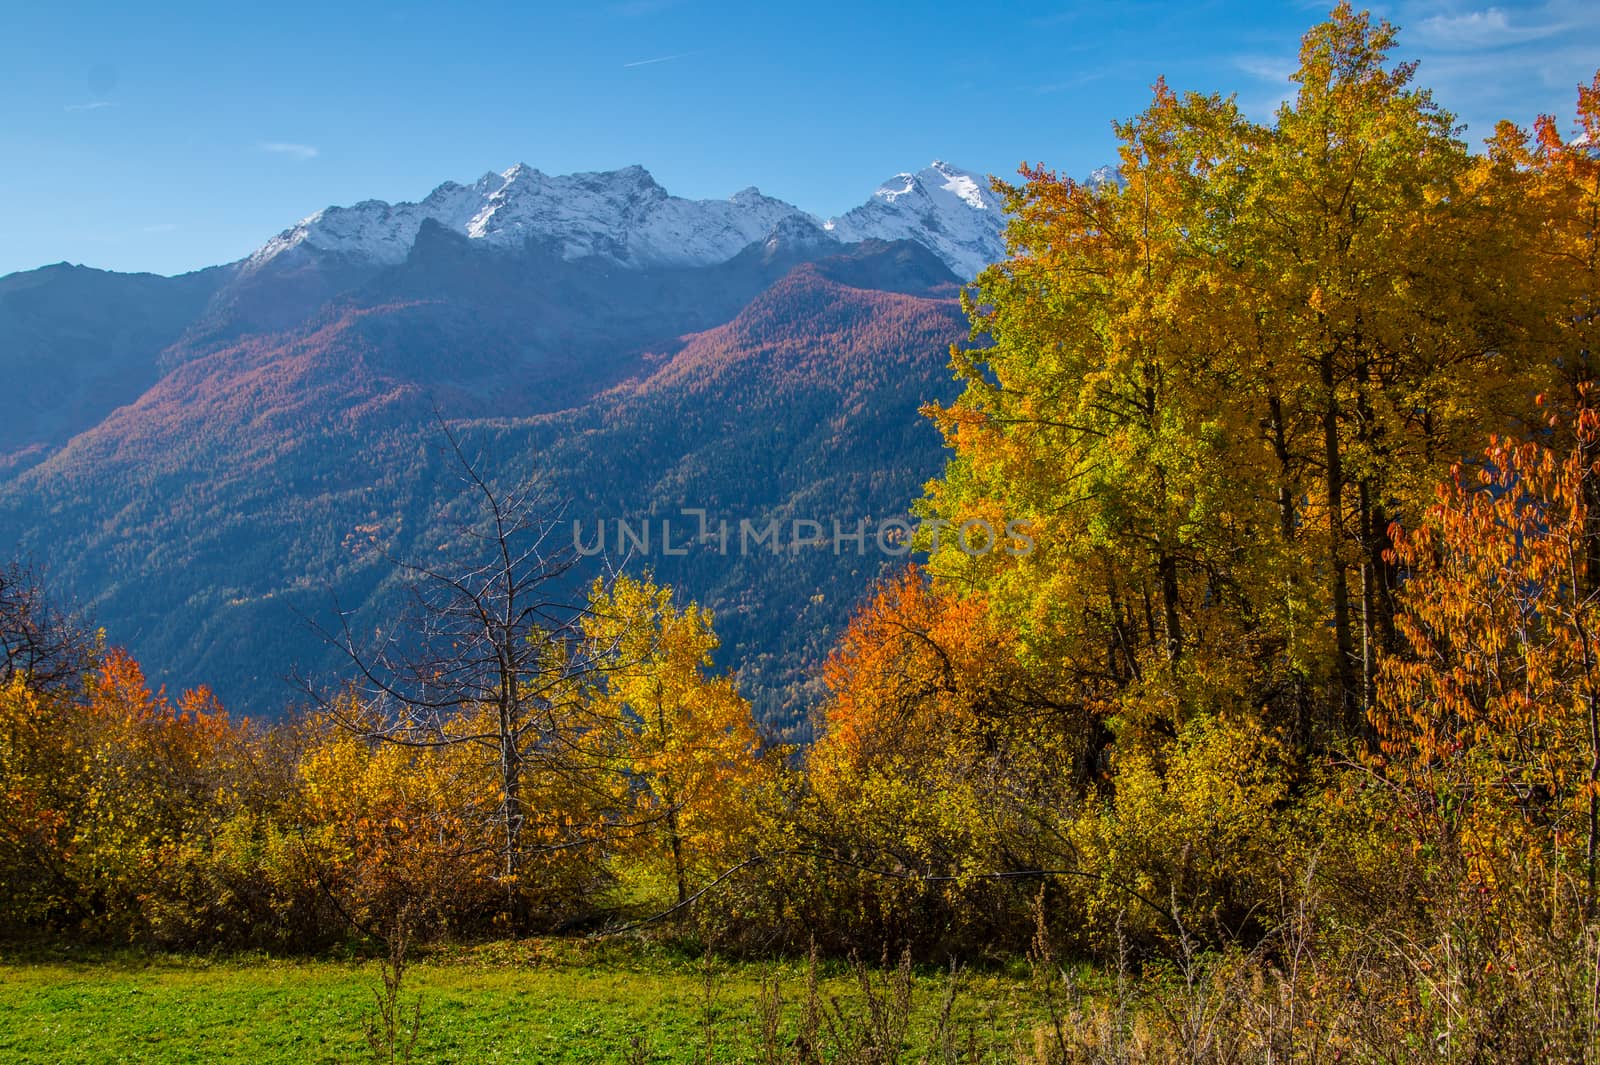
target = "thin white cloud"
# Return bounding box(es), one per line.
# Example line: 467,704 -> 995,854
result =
1233,54 -> 1298,116
1235,55 -> 1296,83
622,53 -> 689,68
1412,6 -> 1565,49
65,100 -> 115,112
257,141 -> 319,160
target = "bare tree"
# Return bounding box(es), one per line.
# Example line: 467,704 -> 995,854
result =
0,560 -> 94,691
314,423 -> 618,910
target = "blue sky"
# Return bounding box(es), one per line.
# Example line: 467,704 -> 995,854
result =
2,0 -> 1597,278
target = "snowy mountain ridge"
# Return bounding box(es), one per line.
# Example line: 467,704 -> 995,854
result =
246,160 -> 1011,281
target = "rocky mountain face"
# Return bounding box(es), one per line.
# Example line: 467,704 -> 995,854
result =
0,161 -> 1012,730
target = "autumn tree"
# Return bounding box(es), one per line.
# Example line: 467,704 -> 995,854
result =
1377,410 -> 1600,917
319,425 -> 616,922
295,700 -> 504,937
798,567 -> 1090,948
583,574 -> 769,908
924,82 -> 1281,754
0,646 -> 258,941
923,4 -> 1531,750
0,672 -> 89,931
1513,75 -> 1600,402
1498,75 -> 1600,616
1240,6 -> 1533,732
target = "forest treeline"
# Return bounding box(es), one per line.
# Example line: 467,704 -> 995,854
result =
6,5 -> 1600,1056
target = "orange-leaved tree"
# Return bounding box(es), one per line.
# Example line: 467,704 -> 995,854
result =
1376,408 -> 1600,916
802,566 -> 1088,949
0,646 -> 261,941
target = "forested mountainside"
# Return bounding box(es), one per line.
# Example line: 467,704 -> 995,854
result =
0,162 -> 988,729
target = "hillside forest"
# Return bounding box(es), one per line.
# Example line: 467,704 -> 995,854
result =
7,6 -> 1600,1059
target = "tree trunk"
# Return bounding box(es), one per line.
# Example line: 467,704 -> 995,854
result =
1268,393 -> 1296,542
499,703 -> 523,884
1321,355 -> 1357,734
1578,403 -> 1600,916
1106,571 -> 1141,684
654,683 -> 688,910
668,804 -> 687,908
1158,550 -> 1182,664
1358,479 -> 1376,730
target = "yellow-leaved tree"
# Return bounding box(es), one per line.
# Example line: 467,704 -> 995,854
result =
584,574 -> 770,909
922,3 -> 1532,754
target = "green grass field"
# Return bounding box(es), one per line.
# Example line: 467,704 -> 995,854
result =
0,940 -> 1036,1064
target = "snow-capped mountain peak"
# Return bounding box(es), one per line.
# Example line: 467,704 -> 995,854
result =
1086,165 -> 1124,190
926,160 -> 990,210
823,161 -> 1005,281
244,159 -> 1018,281
247,164 -> 812,274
